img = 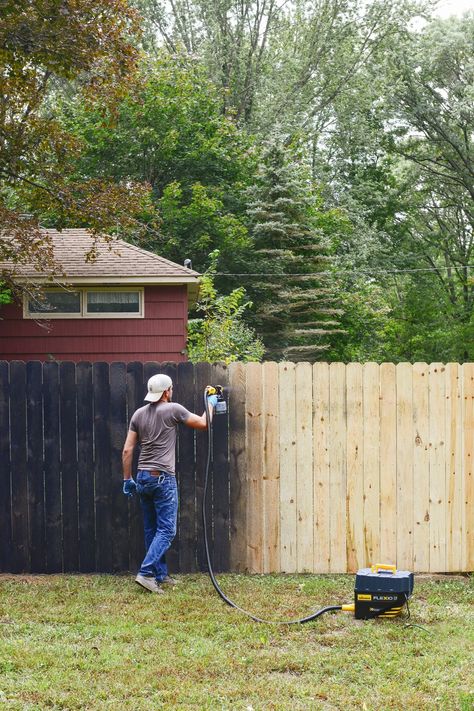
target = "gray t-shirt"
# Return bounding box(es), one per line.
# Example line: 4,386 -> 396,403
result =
129,402 -> 191,475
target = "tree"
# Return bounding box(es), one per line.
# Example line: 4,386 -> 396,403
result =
187,251 -> 264,363
385,15 -> 474,353
59,54 -> 256,272
135,0 -> 425,132
0,0 -> 152,296
309,12 -> 474,362
244,135 -> 347,361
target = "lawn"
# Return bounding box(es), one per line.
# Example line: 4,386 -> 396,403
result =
0,573 -> 472,710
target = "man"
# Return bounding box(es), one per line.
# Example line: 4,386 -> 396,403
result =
122,373 -> 217,593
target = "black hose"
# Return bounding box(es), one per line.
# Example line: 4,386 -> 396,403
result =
202,391 -> 342,625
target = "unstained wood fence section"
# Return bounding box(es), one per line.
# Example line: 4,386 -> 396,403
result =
1,361 -> 473,575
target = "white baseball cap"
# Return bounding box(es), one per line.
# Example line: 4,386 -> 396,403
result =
144,373 -> 173,402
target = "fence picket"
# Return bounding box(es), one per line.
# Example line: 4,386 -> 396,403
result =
77,362 -> 95,572
262,362 -> 280,573
363,363 -> 380,568
379,363 -> 397,566
279,362 -> 297,573
0,362 -> 12,572
429,364 -> 447,572
329,362 -> 347,572
43,362 -> 62,572
110,362 -> 129,573
9,361 -> 29,572
93,362 -> 113,572
462,363 -> 474,571
295,362 -> 313,572
346,362 -> 364,572
313,362 -> 330,573
246,362 -> 264,573
446,363 -> 463,572
212,362 -> 230,572
26,361 -> 46,572
396,363 -> 414,569
412,363 -> 430,571
60,361 -> 79,572
177,361 -> 197,572
229,362 -> 247,571
194,362 -> 213,571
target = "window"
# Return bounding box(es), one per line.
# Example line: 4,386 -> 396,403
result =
28,290 -> 81,314
25,288 -> 144,319
86,291 -> 140,314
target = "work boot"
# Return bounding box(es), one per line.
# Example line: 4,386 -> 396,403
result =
161,575 -> 178,586
135,574 -> 164,594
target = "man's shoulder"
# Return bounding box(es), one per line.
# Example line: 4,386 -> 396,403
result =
131,404 -> 150,420
166,402 -> 191,420
133,404 -> 150,415
166,401 -> 188,411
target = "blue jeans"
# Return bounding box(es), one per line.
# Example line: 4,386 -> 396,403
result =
136,470 -> 178,582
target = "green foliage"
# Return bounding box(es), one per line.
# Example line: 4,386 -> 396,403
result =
7,0 -> 471,362
135,0 -> 422,131
0,0 -> 150,294
317,12 -> 474,362
60,54 -> 255,272
245,136 -> 347,361
187,251 -> 264,363
327,281 -> 395,362
0,283 -> 12,305
158,181 -> 250,272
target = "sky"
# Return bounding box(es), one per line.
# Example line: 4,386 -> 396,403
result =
434,0 -> 474,17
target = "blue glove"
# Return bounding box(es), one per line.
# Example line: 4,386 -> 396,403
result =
123,479 -> 137,497
207,394 -> 218,408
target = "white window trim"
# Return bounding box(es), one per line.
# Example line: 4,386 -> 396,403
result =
24,287 -> 144,319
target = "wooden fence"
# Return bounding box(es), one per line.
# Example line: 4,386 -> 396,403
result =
232,361 -> 473,575
0,361 -> 473,575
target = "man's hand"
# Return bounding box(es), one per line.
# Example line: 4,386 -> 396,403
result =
123,479 -> 137,497
207,394 -> 218,408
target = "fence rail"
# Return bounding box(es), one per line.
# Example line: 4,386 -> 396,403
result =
0,361 -> 472,575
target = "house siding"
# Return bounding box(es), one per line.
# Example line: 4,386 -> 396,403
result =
0,286 -> 189,363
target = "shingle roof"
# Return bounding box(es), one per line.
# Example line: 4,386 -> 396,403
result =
1,228 -> 200,284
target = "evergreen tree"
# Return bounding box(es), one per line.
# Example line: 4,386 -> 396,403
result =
245,138 -> 344,361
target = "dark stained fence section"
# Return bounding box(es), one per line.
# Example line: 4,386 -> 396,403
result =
77,362 -> 95,572
27,361 -> 46,572
0,361 -> 12,572
61,361 -> 79,572
212,363 -> 231,572
0,361 -> 231,574
176,361 -> 197,572
43,362 -> 62,572
10,361 -> 29,572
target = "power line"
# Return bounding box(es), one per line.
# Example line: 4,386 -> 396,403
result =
102,228 -> 474,281
215,265 -> 474,277
119,219 -> 473,278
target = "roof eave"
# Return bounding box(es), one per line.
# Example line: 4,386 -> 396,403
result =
11,275 -> 200,285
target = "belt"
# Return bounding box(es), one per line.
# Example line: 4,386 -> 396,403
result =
149,470 -> 164,476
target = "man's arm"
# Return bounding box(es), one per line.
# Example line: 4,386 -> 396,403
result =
185,403 -> 216,431
122,429 -> 139,478
185,411 -> 210,430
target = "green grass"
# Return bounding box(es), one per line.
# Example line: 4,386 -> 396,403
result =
0,573 -> 472,710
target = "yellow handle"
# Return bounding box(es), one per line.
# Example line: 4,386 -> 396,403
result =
371,563 -> 396,574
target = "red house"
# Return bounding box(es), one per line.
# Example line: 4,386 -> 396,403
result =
0,229 -> 200,362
